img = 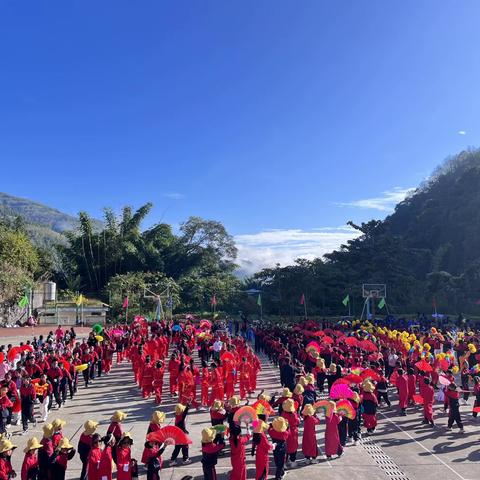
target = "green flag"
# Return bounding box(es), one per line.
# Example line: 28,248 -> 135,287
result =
342,294 -> 349,306
257,294 -> 262,306
18,294 -> 29,309
378,297 -> 386,309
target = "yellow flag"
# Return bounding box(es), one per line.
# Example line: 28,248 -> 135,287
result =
75,294 -> 84,306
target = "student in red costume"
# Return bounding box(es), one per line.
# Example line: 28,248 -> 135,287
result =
361,380 -> 378,433
21,437 -> 41,480
268,417 -> 289,480
78,420 -> 99,480
201,427 -> 224,480
280,399 -> 300,467
301,404 -> 320,463
324,402 -> 343,459
229,424 -> 250,480
116,433 -> 136,480
396,369 -> 409,415
141,411 -> 166,464
251,420 -> 272,480
421,378 -> 435,426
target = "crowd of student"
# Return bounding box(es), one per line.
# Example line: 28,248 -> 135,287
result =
1,316 -> 479,480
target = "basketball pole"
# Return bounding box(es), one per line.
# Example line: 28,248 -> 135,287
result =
371,294 -> 376,322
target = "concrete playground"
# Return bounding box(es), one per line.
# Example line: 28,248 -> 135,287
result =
1,330 -> 479,480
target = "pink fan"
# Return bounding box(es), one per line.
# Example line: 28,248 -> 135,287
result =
438,375 -> 452,386
330,383 -> 354,400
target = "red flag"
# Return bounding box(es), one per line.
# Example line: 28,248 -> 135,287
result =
300,294 -> 305,305
122,297 -> 129,309
211,294 -> 217,307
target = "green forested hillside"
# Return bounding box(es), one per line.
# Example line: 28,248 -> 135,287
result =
247,149 -> 480,316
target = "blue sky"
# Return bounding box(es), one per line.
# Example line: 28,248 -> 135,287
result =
1,1 -> 479,274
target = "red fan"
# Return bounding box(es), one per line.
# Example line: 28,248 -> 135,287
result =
359,340 -> 378,352
345,337 -> 358,347
343,374 -> 363,384
330,383 -> 354,400
322,336 -> 334,345
147,426 -> 192,445
21,345 -> 34,353
438,359 -> 449,371
7,346 -> 22,363
472,407 -> 480,413
60,359 -> 71,371
412,394 -> 424,405
360,369 -> 381,382
312,331 -> 325,337
220,352 -> 235,363
415,360 -> 433,373
0,353 -> 4,363
200,319 -> 212,329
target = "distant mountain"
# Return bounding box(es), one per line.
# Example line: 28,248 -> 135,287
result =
0,192 -> 79,232
0,192 -> 102,249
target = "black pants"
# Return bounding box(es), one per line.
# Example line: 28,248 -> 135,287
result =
473,398 -> 480,418
97,359 -> 103,377
60,379 -> 68,403
448,410 -> 463,429
377,391 -> 391,406
21,400 -> 35,431
83,369 -> 90,387
348,415 -> 361,441
80,457 -> 88,480
171,445 -> 188,461
51,380 -> 62,407
338,417 -> 348,446
202,464 -> 217,480
273,441 -> 286,480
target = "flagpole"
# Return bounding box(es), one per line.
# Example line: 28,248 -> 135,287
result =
303,296 -> 307,319
348,295 -> 351,317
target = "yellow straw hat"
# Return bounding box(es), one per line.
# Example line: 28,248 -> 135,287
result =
302,404 -> 315,416
293,384 -> 304,395
83,420 -> 99,435
175,404 -> 186,415
228,396 -> 240,407
151,411 -> 166,424
42,424 -> 54,439
272,417 -> 288,433
282,398 -> 296,413
305,373 -> 315,385
52,418 -> 66,430
110,411 -> 127,422
316,358 -> 325,368
329,363 -> 337,373
298,376 -> 308,387
58,437 -> 74,450
23,437 -> 42,453
211,400 -> 223,411
258,393 -> 271,402
119,432 -> 133,444
281,388 -> 292,398
201,427 -> 216,443
0,439 -> 17,454
362,380 -> 375,393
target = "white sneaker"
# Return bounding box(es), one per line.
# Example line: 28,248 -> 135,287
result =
290,461 -> 297,468
182,458 -> 192,465
169,460 -> 177,467
310,458 -> 317,464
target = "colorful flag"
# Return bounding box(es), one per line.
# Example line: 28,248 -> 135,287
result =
257,294 -> 262,307
75,294 -> 84,307
300,293 -> 305,305
342,295 -> 349,306
122,297 -> 129,309
18,294 -> 29,309
167,296 -> 174,309
211,294 -> 217,307
378,297 -> 386,309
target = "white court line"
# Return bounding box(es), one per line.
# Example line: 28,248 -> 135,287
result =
379,411 -> 467,480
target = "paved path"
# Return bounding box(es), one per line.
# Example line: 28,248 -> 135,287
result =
4,342 -> 479,479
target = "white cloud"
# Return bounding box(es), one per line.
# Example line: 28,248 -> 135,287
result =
234,226 -> 360,276
162,192 -> 185,200
335,187 -> 414,212
458,130 -> 467,135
